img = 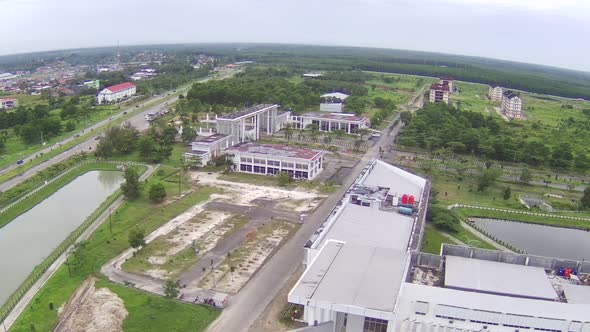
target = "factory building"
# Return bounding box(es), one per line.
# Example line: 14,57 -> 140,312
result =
287,159 -> 590,332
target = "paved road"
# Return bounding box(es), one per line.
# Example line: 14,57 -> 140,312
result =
206,114 -> 403,332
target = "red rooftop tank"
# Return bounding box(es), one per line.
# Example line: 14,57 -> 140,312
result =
401,194 -> 408,205
408,195 -> 415,205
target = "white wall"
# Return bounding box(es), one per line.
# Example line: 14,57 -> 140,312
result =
346,314 -> 365,332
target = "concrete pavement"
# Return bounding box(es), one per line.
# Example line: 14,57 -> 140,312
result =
206,116 -> 403,332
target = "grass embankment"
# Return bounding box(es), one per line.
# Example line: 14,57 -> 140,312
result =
10,181 -> 219,331
0,153 -> 87,208
95,279 -> 219,332
0,161 -> 122,229
422,225 -> 458,254
421,223 -> 496,254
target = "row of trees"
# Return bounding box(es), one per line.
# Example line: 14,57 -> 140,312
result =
95,123 -> 177,163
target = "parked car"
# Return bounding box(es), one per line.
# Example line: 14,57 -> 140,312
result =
16,159 -> 24,165
123,111 -> 128,114
94,135 -> 101,140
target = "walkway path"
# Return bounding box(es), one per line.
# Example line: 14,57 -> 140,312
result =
448,203 -> 590,222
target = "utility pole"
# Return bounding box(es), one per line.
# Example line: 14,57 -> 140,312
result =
210,258 -> 216,288
109,207 -> 113,234
66,248 -> 71,277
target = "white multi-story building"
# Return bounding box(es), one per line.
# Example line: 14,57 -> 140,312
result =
320,92 -> 349,113
183,133 -> 234,165
96,82 -> 136,104
216,104 -> 290,142
287,159 -> 590,332
502,90 -> 524,119
226,142 -> 325,180
429,82 -> 451,104
489,85 -> 503,101
291,112 -> 369,134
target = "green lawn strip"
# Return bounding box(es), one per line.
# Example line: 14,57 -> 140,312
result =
0,154 -> 88,207
451,224 -> 497,250
454,207 -> 590,230
0,162 -> 122,229
9,183 -> 218,331
421,224 -> 458,254
95,279 -> 219,332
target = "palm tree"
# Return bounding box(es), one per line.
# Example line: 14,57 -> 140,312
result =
284,123 -> 293,141
297,130 -> 305,141
353,139 -> 364,152
355,128 -> 370,141
323,134 -> 332,146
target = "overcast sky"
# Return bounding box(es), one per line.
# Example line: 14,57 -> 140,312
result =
1,0 -> 589,71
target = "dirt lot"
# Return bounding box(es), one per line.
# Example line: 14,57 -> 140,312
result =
122,173 -> 324,284
54,277 -> 127,332
199,220 -> 297,294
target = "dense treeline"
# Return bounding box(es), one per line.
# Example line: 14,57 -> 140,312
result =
0,96 -> 93,145
398,103 -> 590,172
219,44 -> 590,100
185,67 -> 395,127
187,67 -> 319,111
3,44 -> 590,99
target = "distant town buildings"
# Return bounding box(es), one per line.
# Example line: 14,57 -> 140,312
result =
0,73 -> 18,81
131,68 -> 157,81
488,85 -> 503,101
502,90 -> 524,119
0,98 -> 17,109
291,112 -> 369,134
320,92 -> 349,113
226,142 -> 325,180
96,82 -> 136,104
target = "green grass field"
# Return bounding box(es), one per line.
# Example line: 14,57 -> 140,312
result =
422,225 -> 457,254
9,181 -> 218,331
95,279 -> 219,332
453,82 -> 497,114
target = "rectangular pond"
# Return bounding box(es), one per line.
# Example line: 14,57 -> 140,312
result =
471,217 -> 590,261
0,170 -> 123,306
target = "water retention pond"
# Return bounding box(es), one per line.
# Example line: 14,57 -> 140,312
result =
471,217 -> 590,261
0,171 -> 123,305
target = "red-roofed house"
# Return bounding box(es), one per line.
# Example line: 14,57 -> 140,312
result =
97,82 -> 136,104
